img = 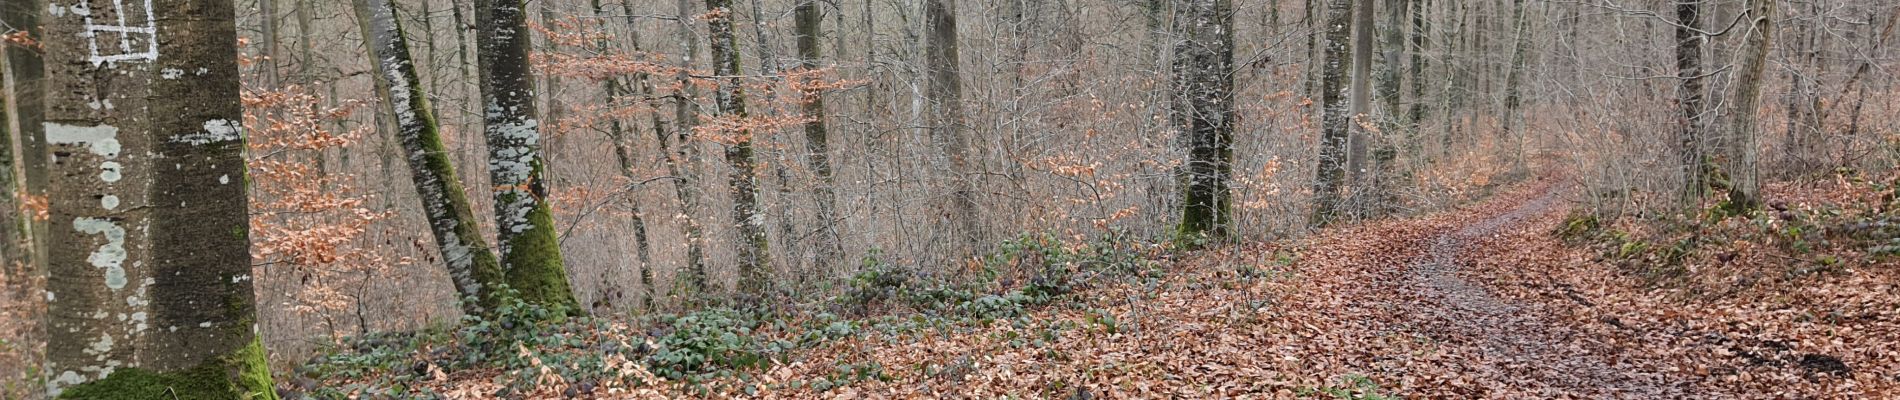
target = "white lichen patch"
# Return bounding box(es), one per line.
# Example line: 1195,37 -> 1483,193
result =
43,122 -> 121,157
99,161 -> 122,183
73,217 -> 129,290
160,68 -> 184,79
83,332 -> 113,356
100,195 -> 120,210
170,119 -> 243,145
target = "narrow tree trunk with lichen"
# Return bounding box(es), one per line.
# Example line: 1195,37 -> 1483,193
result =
1675,0 -> 1708,205
924,0 -> 983,256
1311,0 -> 1354,226
594,0 -> 657,312
706,0 -> 773,298
1720,0 -> 1774,212
794,0 -> 844,278
474,0 -> 580,313
663,0 -> 713,299
1171,0 -> 1235,244
353,0 -> 508,314
38,0 -> 275,396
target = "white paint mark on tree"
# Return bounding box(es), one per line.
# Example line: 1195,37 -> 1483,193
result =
79,0 -> 160,65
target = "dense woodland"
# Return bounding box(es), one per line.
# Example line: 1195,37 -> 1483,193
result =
2,0 -> 1898,397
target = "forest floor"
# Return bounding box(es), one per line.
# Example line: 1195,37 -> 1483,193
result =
294,172 -> 1897,399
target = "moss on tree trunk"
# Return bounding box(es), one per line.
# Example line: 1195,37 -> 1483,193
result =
353,0 -> 510,314
475,0 -> 581,314
57,338 -> 275,400
1171,0 -> 1237,246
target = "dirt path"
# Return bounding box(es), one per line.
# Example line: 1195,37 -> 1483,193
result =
1403,189 -> 1686,398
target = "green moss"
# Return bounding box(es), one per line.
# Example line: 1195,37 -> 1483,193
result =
59,339 -> 276,400
502,194 -> 581,316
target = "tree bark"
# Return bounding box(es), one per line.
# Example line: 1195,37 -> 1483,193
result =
1171,0 -> 1235,243
1499,0 -> 1531,171
1347,0 -> 1374,183
1312,0 -> 1354,225
1408,0 -> 1429,147
353,0 -> 509,314
706,0 -> 773,298
795,0 -> 844,279
924,0 -> 983,255
474,0 -> 580,313
1675,0 -> 1708,205
38,0 -> 275,396
1720,0 -> 1775,212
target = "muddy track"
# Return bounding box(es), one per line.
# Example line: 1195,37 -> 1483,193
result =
1406,190 -> 1686,398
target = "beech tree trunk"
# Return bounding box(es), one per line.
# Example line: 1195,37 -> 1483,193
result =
666,0 -> 713,299
474,0 -> 580,313
795,0 -> 845,280
1721,0 -> 1775,212
1346,0 -> 1373,183
1675,0 -> 1708,204
924,0 -> 983,255
38,0 -> 275,396
1312,0 -> 1354,225
353,0 -> 508,314
1499,0 -> 1530,171
1171,0 -> 1235,243
706,0 -> 773,298
3,0 -> 49,285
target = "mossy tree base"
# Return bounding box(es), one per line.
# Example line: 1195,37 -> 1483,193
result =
57,339 -> 276,400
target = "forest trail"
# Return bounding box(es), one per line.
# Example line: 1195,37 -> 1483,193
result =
1399,188 -> 1685,398
710,179 -> 1722,398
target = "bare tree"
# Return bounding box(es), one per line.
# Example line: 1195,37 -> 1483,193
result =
37,0 -> 274,395
925,0 -> 983,256
706,0 -> 773,298
795,0 -> 845,279
474,0 -> 580,312
1675,0 -> 1708,205
353,0 -> 508,314
1720,0 -> 1775,212
1312,0 -> 1355,225
1171,0 -> 1236,243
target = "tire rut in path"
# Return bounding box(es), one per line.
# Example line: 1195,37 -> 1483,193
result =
1405,190 -> 1685,398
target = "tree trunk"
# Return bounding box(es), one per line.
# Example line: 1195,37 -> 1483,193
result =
1721,0 -> 1774,212
794,0 -> 845,279
4,0 -> 50,284
38,0 -> 275,396
587,0 -> 656,314
664,0 -> 713,299
1312,0 -> 1354,225
353,0 -> 509,314
1171,0 -> 1236,244
1408,0 -> 1428,147
474,0 -> 581,313
1347,0 -> 1374,184
707,0 -> 773,298
924,0 -> 982,255
1675,0 -> 1708,205
259,0 -> 281,86
1499,0 -> 1530,171
0,0 -> 49,390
